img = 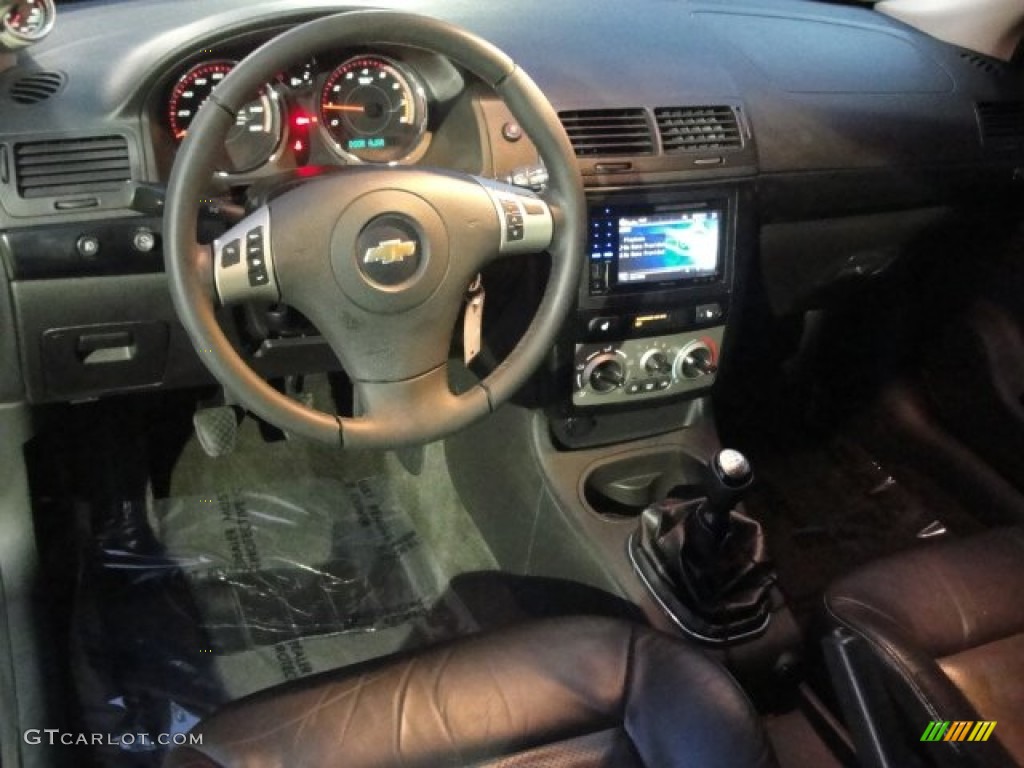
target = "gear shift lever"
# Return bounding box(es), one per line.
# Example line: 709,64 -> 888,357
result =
697,449 -> 754,543
630,448 -> 774,643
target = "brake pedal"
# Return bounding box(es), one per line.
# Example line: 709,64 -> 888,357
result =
193,405 -> 243,457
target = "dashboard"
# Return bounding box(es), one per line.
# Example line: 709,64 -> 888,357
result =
0,0 -> 1022,411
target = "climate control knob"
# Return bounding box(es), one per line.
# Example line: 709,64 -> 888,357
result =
674,342 -> 718,380
642,350 -> 672,376
584,354 -> 626,393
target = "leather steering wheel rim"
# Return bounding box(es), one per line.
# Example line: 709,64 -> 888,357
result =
163,10 -> 585,448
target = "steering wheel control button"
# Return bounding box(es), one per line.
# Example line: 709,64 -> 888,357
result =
501,201 -> 524,238
477,179 -> 554,256
500,199 -> 525,241
356,215 -> 423,288
212,207 -> 279,305
243,227 -> 271,286
221,239 -> 241,268
246,227 -> 265,267
75,234 -> 100,258
241,228 -> 270,288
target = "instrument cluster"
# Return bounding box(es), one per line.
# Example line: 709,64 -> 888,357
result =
160,48 -> 438,178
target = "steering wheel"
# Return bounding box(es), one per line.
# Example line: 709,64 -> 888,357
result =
164,10 -> 584,449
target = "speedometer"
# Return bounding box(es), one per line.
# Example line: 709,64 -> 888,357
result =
319,55 -> 427,164
168,60 -> 284,174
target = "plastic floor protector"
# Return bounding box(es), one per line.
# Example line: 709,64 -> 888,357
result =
73,475 -> 476,767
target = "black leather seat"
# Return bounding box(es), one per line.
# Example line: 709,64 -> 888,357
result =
164,616 -> 776,767
825,527 -> 1024,768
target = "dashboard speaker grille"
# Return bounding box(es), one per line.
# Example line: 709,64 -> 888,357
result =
558,108 -> 654,157
14,136 -> 131,199
8,71 -> 66,105
976,101 -> 1024,150
655,106 -> 742,153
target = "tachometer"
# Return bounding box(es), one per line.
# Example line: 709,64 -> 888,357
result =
168,60 -> 284,174
319,55 -> 427,164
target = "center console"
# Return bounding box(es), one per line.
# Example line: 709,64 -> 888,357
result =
572,188 -> 737,407
550,185 -> 745,448
557,185 -> 789,646
451,179 -> 798,697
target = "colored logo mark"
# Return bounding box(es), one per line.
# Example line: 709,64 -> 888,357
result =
921,721 -> 997,742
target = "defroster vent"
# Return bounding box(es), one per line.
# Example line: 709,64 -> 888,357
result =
14,136 -> 130,199
558,109 -> 654,157
8,71 -> 66,105
959,53 -> 1005,77
656,106 -> 743,153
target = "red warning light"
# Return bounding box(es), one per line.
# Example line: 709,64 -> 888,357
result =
290,111 -> 312,164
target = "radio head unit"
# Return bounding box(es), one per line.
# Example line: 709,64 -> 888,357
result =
589,203 -> 725,295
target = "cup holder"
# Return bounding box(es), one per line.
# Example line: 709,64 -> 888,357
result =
582,448 -> 706,517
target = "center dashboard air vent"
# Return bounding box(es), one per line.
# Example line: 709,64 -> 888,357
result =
655,106 -> 743,153
13,135 -> 131,199
558,108 -> 654,157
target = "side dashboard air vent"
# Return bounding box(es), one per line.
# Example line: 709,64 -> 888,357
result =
976,101 -> 1024,150
558,108 -> 654,157
8,71 -> 66,105
959,52 -> 1005,76
655,106 -> 743,153
14,136 -> 130,199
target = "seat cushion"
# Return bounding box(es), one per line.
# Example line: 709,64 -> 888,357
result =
164,616 -> 776,768
825,527 -> 1024,767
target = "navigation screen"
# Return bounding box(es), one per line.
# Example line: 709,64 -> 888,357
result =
615,211 -> 720,285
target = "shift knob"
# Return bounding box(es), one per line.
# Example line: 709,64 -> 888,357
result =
714,449 -> 753,486
698,449 -> 753,539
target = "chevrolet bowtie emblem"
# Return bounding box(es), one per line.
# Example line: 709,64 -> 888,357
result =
363,238 -> 417,265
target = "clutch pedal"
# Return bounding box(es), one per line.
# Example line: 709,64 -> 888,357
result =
193,404 -> 243,457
